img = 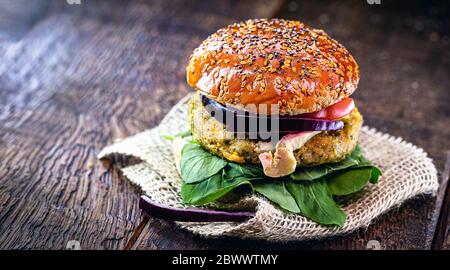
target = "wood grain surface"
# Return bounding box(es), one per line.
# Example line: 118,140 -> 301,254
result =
0,0 -> 449,250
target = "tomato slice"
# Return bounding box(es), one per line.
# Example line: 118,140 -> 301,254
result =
302,98 -> 355,120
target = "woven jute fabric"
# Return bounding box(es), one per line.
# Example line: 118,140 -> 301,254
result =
98,94 -> 439,241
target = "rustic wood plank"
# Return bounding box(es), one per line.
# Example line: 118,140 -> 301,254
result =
124,215 -> 150,250
0,0 -> 284,250
0,105 -> 142,249
131,0 -> 450,250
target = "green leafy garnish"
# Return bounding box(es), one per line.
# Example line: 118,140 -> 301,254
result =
253,179 -> 346,226
180,143 -> 228,183
253,181 -> 301,213
327,167 -> 373,196
181,172 -> 252,205
179,142 -> 381,227
368,167 -> 382,184
285,180 -> 346,226
290,145 -> 364,181
162,129 -> 192,141
224,163 -> 265,182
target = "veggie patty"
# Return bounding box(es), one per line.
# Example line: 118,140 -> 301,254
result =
189,92 -> 363,166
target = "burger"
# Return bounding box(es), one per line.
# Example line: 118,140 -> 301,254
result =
171,19 -> 381,227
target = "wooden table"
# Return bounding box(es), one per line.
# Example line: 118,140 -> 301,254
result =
0,0 -> 449,250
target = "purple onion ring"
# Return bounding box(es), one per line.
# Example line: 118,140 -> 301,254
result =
201,95 -> 344,134
139,196 -> 255,222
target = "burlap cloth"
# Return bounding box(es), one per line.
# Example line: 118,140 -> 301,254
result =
98,94 -> 439,241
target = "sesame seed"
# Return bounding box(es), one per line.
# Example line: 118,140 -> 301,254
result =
275,78 -> 282,85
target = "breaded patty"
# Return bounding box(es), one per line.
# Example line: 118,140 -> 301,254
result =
189,93 -> 363,166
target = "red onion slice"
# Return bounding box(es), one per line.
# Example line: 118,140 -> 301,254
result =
201,95 -> 344,134
139,196 -> 255,222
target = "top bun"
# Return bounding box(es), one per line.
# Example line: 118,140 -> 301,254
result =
186,19 -> 359,115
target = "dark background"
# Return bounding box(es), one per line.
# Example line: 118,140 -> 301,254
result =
0,0 -> 449,250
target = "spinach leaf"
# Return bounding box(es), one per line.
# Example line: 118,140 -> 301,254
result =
285,180 -> 346,227
327,167 -> 373,196
289,145 -> 380,182
369,167 -> 382,184
349,145 -> 363,158
179,142 -> 380,228
253,180 -> 301,213
180,153 -> 263,205
223,163 -> 265,182
180,143 -> 228,183
290,159 -> 359,181
350,157 -> 382,184
181,172 -> 252,205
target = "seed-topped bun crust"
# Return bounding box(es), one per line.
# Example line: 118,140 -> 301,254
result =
186,19 -> 359,115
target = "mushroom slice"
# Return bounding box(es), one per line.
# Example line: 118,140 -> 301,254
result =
259,131 -> 321,178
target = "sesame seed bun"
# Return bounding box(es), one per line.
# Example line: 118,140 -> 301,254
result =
186,19 -> 360,115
